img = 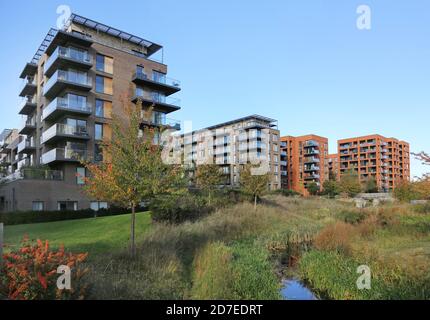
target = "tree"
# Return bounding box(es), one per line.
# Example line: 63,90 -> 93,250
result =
82,98 -> 185,256
239,164 -> 270,210
195,164 -> 224,205
339,169 -> 361,198
322,180 -> 340,198
363,177 -> 378,193
306,182 -> 320,196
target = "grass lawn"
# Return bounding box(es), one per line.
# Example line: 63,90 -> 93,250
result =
3,212 -> 152,257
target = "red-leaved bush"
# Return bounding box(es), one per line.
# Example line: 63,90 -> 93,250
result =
0,237 -> 89,300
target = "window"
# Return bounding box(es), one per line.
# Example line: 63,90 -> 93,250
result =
96,75 -> 113,94
96,54 -> 113,73
95,123 -> 103,140
76,167 -> 85,185
95,99 -> 112,118
57,201 -> 78,211
66,94 -> 87,109
90,201 -> 108,211
95,144 -> 103,162
64,118 -> 87,135
32,201 -> 44,211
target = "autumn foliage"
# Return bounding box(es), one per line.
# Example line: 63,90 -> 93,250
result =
0,237 -> 89,300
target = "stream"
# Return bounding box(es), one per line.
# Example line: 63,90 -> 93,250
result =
281,278 -> 318,300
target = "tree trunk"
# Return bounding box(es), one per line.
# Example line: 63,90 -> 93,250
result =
254,195 -> 257,211
130,205 -> 136,257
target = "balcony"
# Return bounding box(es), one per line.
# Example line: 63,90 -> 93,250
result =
19,76 -> 37,97
132,71 -> 181,96
281,151 -> 287,156
45,46 -> 92,77
17,138 -> 36,154
304,166 -> 320,172
281,171 -> 287,176
239,142 -> 266,151
42,96 -> 92,121
19,117 -> 36,135
304,174 -> 320,180
214,147 -> 231,155
20,62 -> 37,79
304,157 -> 320,164
304,149 -> 320,155
132,91 -> 181,113
43,70 -> 92,99
280,160 -> 287,166
18,95 -> 37,115
305,140 -> 319,148
41,148 -> 87,164
41,123 -> 90,144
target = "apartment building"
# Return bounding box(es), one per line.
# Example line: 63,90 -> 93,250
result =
280,135 -> 329,195
179,115 -> 281,190
328,154 -> 339,179
0,129 -> 21,177
338,135 -> 410,192
0,13 -> 181,212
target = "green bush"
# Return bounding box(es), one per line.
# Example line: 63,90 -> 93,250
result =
337,209 -> 367,225
0,206 -> 131,226
150,193 -> 212,224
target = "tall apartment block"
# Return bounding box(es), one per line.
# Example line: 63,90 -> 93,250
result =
180,115 -> 281,190
280,135 -> 329,195
0,14 -> 181,212
0,129 -> 21,179
338,135 -> 410,192
328,154 -> 339,179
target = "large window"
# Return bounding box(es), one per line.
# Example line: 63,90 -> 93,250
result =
66,93 -> 87,110
95,144 -> 103,162
32,201 -> 44,211
95,99 -> 112,118
90,201 -> 108,211
95,123 -> 103,140
96,75 -> 113,95
76,167 -> 85,185
63,118 -> 87,135
152,70 -> 166,84
96,54 -> 113,73
57,201 -> 78,211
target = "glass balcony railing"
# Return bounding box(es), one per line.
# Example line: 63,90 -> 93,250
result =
135,90 -> 181,108
17,138 -> 35,153
44,70 -> 91,96
41,148 -> 87,164
45,46 -> 91,74
42,96 -> 92,120
304,140 -> 319,147
41,123 -> 89,144
133,70 -> 181,88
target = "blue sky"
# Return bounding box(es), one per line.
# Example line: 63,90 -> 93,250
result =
0,0 -> 429,177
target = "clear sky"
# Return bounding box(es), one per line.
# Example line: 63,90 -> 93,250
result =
0,0 -> 428,177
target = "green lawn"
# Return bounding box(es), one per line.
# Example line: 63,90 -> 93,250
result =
3,212 -> 152,257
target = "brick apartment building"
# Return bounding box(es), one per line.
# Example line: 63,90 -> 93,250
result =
179,115 -> 281,190
0,13 -> 182,212
338,134 -> 410,192
328,153 -> 339,179
280,135 -> 329,195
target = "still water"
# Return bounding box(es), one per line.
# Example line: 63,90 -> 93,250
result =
281,278 -> 318,300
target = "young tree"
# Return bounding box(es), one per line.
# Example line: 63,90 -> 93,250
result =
322,180 -> 340,198
82,98 -> 185,256
240,164 -> 270,210
363,177 -> 378,193
339,169 -> 361,198
195,164 -> 224,205
306,181 -> 320,196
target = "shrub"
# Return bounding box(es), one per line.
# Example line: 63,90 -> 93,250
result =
337,209 -> 367,225
150,193 -> 212,224
322,180 -> 340,198
362,177 -> 378,193
375,208 -> 399,227
339,170 -> 361,198
306,182 -> 320,196
314,222 -> 356,255
0,238 -> 89,300
0,206 -> 132,226
393,181 -> 422,202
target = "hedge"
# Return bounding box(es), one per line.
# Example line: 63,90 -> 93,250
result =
0,206 -> 142,226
